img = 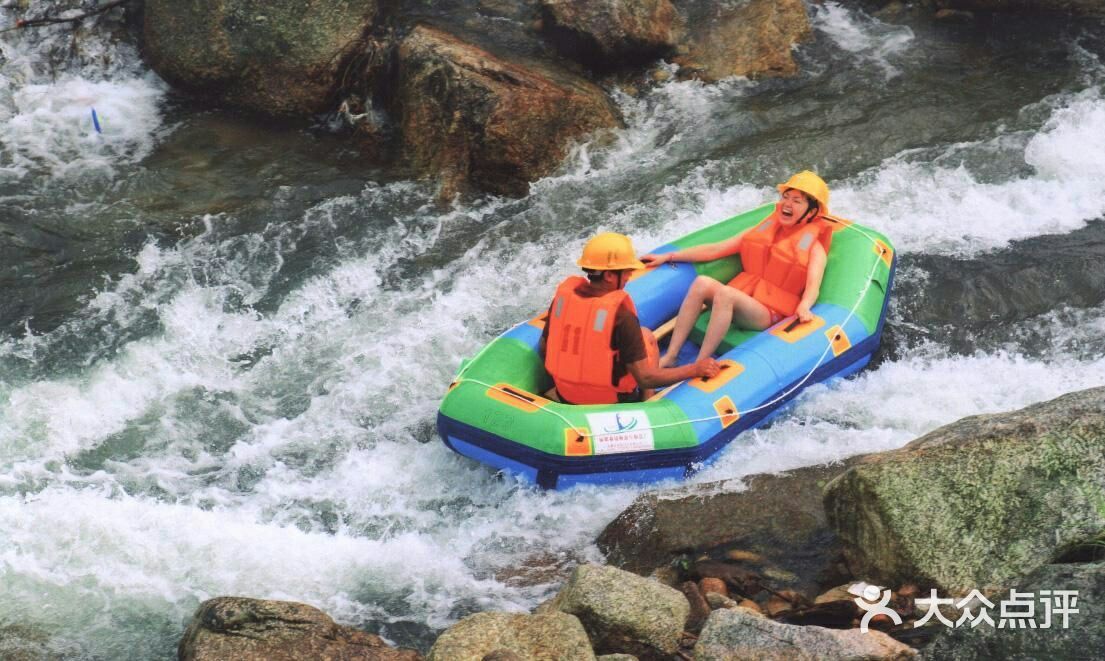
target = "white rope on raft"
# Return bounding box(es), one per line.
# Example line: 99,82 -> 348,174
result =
450,218 -> 890,437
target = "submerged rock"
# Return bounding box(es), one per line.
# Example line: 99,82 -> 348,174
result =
144,0 -> 379,117
597,462 -> 856,596
823,387 -> 1105,594
426,611 -> 595,661
694,607 -> 917,660
671,0 -> 812,81
392,24 -> 621,198
178,597 -> 420,660
539,0 -> 678,67
543,563 -> 689,660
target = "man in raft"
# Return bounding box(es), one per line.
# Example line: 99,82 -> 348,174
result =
540,233 -> 720,405
642,171 -> 833,367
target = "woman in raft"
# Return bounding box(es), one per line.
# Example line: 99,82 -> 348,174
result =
641,171 -> 833,367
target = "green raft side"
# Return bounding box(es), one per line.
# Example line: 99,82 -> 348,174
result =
442,337 -> 698,456
673,207 -> 895,351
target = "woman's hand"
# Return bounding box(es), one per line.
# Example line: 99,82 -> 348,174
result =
795,302 -> 814,323
640,253 -> 670,266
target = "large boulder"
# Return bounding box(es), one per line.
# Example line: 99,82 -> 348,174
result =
671,0 -> 812,81
143,0 -> 378,117
597,462 -> 857,596
543,563 -> 689,660
925,561 -> 1105,659
540,0 -> 678,67
426,611 -> 595,661
694,607 -> 917,660
392,24 -> 621,197
178,597 -> 421,660
823,387 -> 1105,594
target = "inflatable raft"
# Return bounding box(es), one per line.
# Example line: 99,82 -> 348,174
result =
437,203 -> 896,489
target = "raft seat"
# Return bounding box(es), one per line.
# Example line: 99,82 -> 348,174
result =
688,313 -> 761,355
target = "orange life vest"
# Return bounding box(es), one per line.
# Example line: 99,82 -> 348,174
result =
729,209 -> 833,317
544,276 -> 638,405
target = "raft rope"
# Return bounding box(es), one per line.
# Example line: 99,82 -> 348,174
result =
450,219 -> 889,438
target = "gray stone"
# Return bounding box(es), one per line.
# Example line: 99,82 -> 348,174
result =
824,387 -> 1105,593
547,563 -> 689,660
598,461 -> 858,595
426,611 -> 595,661
694,608 -> 918,660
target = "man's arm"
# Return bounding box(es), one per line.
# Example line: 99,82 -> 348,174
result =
626,356 -> 719,389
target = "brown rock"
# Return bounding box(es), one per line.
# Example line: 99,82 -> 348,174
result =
738,599 -> 761,614
724,549 -> 765,564
681,581 -> 712,634
765,594 -> 793,618
178,597 -> 420,661
933,8 -> 976,22
144,0 -> 379,117
672,0 -> 812,82
482,650 -> 525,661
699,578 -> 728,598
393,24 -> 621,198
540,0 -> 678,67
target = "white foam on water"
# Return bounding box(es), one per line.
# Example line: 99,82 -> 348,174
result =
832,88 -> 1105,255
0,75 -> 167,182
695,310 -> 1104,483
812,1 -> 915,79
0,2 -> 167,185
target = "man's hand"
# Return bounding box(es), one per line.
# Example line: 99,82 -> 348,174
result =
695,358 -> 721,379
640,253 -> 670,266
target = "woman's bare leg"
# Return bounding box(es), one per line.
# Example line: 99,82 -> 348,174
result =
660,276 -> 723,367
696,288 -> 774,360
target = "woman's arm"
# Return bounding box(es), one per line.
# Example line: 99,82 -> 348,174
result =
794,242 -> 828,323
641,230 -> 747,266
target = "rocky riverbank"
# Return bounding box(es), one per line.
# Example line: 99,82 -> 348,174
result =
131,0 -> 1105,199
177,386 -> 1105,659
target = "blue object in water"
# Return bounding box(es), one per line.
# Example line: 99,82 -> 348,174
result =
91,108 -> 102,134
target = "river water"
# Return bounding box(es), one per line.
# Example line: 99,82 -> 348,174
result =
2,2 -> 1104,658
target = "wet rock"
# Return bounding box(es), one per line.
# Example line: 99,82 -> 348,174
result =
598,462 -> 859,596
671,0 -> 811,81
926,561 -> 1105,659
178,597 -> 420,661
933,8 -> 976,22
596,655 -> 638,661
695,607 -> 918,660
546,563 -> 689,660
539,0 -> 677,68
824,387 -> 1105,594
427,611 -> 594,661
681,581 -> 712,633
699,577 -> 728,598
143,0 -> 379,117
392,24 -> 621,198
936,0 -> 1105,15
891,220 -> 1105,357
